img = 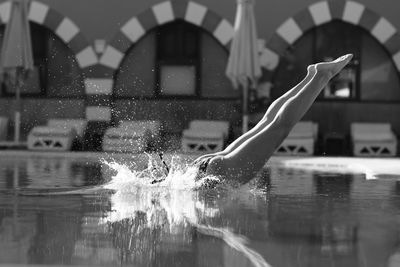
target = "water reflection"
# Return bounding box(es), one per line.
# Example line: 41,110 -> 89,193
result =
0,211 -> 36,264
0,194 -> 105,265
96,176 -> 269,266
28,204 -> 81,264
0,156 -> 104,189
0,155 -> 110,265
1,155 -> 400,266
265,168 -> 359,266
314,173 -> 358,262
103,187 -> 204,266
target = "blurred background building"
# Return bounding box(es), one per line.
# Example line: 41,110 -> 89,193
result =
0,0 -> 399,150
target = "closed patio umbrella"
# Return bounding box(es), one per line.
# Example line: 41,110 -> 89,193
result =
226,0 -> 261,133
0,0 -> 34,143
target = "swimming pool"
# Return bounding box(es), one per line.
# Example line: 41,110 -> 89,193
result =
1,151 -> 400,267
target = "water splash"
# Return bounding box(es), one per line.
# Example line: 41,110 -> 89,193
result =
100,154 -> 272,267
102,153 -> 219,190
101,154 -> 220,226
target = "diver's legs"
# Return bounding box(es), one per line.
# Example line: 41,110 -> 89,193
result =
207,54 -> 353,182
221,65 -> 316,152
195,65 -> 316,163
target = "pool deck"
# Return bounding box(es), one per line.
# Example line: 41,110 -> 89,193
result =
1,150 -> 399,179
270,156 -> 400,179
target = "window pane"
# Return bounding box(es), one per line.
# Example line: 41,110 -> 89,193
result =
322,61 -> 358,99
31,23 -> 47,60
313,22 -> 361,100
156,21 -> 200,96
157,21 -> 199,60
183,30 -> 197,58
159,31 -> 176,59
160,65 -> 196,95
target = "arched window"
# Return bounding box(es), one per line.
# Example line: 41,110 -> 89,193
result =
273,21 -> 400,102
0,22 -> 84,98
156,20 -> 200,96
114,19 -> 236,100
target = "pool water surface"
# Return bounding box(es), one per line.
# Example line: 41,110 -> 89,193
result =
1,152 -> 400,267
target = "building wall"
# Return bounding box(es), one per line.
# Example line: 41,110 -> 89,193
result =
0,99 -> 85,139
258,0 -> 400,150
113,27 -> 236,100
113,99 -> 241,133
305,102 -> 400,134
113,31 -> 157,98
0,0 -> 399,145
22,0 -> 400,43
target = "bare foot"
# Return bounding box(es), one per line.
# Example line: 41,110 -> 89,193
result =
315,54 -> 353,78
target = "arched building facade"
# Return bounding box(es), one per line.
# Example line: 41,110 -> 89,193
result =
0,0 -> 399,147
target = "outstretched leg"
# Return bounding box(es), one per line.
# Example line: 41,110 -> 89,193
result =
206,54 -> 353,183
194,65 -> 316,163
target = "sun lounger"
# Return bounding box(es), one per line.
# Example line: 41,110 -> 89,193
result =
27,119 -> 87,151
47,119 -> 87,141
27,126 -> 77,151
102,120 -> 161,153
0,117 -> 8,141
181,120 -> 230,153
48,119 -> 88,150
351,122 -> 397,157
275,121 -> 318,156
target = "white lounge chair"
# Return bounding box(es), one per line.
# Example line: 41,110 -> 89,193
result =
27,119 -> 87,151
275,121 -> 318,156
351,122 -> 397,157
47,119 -> 87,141
102,120 -> 161,153
181,120 -> 229,153
0,117 -> 8,141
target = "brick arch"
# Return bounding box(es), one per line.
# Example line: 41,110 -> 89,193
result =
0,1 -> 100,121
84,0 -> 235,122
0,0 -> 97,69
260,0 -> 400,83
99,0 -> 234,71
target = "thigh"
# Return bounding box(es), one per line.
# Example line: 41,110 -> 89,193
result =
206,121 -> 289,183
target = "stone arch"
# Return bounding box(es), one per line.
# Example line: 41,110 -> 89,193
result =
0,0 -> 97,69
260,0 -> 400,83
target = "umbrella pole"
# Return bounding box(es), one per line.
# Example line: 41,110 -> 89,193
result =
242,84 -> 249,133
14,77 -> 21,143
14,108 -> 21,143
